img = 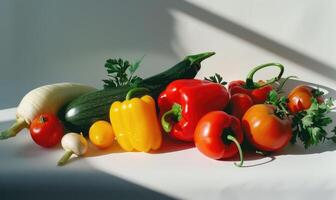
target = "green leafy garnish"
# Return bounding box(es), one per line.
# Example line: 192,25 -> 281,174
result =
103,56 -> 144,89
291,98 -> 335,148
204,73 -> 227,86
311,88 -> 324,98
266,88 -> 336,148
265,90 -> 289,119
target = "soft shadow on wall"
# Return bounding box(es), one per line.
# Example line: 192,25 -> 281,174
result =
0,0 -> 183,109
2,0 -> 335,109
170,0 -> 336,80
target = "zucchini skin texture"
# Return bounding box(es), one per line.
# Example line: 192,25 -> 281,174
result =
61,52 -> 215,134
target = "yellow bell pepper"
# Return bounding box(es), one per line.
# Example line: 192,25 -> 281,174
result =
109,88 -> 162,152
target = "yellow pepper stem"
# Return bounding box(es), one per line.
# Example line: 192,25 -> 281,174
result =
126,87 -> 150,100
161,103 -> 182,133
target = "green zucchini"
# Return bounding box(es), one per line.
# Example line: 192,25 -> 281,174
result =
60,52 -> 215,133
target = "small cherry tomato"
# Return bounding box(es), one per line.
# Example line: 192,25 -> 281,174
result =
242,104 -> 292,152
29,113 -> 64,148
288,85 -> 324,113
194,111 -> 244,166
89,120 -> 114,149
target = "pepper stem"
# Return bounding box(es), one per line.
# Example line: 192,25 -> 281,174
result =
125,87 -> 150,100
161,103 -> 182,133
245,63 -> 284,89
226,135 -> 244,167
0,117 -> 28,140
57,150 -> 73,166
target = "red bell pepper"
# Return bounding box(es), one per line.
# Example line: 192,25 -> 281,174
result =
228,63 -> 284,119
194,111 -> 244,167
158,79 -> 230,142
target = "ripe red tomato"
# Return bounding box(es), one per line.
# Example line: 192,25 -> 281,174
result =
287,85 -> 324,113
29,113 -> 64,148
242,104 -> 292,152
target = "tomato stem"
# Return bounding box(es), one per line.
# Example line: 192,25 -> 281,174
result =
57,150 -> 73,166
245,63 -> 284,89
226,135 -> 244,167
125,87 -> 150,100
39,116 -> 47,123
0,117 -> 28,140
161,103 -> 182,133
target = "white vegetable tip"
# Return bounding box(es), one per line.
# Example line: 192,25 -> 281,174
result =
61,132 -> 88,155
16,82 -> 96,124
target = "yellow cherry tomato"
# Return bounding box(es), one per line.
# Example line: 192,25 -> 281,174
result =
89,120 -> 114,149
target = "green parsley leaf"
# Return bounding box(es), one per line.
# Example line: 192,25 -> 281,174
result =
103,57 -> 144,89
311,88 -> 324,98
292,96 -> 334,148
265,90 -> 289,119
204,73 -> 227,86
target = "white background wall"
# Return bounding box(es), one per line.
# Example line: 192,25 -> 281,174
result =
1,0 -> 335,109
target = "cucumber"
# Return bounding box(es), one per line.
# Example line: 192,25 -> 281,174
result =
61,52 -> 215,133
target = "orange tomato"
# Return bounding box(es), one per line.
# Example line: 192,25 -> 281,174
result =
89,120 -> 114,149
242,104 -> 292,152
288,85 -> 324,114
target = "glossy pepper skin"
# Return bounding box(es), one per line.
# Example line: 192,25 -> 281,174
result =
158,79 -> 230,142
229,80 -> 273,104
194,111 -> 244,166
228,63 -> 284,119
110,88 -> 162,152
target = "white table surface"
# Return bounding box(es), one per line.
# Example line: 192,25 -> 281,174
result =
1,80 -> 336,200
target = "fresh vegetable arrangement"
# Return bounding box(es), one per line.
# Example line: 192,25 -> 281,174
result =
1,52 -> 335,167
62,52 -> 215,133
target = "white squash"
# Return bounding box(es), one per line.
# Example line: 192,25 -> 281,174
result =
0,83 -> 96,139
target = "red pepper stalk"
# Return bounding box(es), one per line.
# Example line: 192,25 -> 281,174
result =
228,63 -> 284,119
159,79 -> 230,142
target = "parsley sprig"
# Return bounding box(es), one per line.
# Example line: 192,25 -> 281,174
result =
266,89 -> 336,148
266,90 -> 289,119
292,97 -> 335,148
204,73 -> 227,86
103,57 -> 144,89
